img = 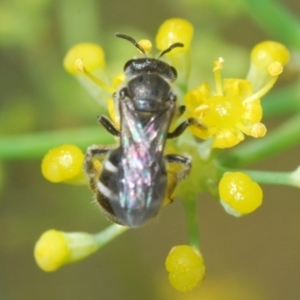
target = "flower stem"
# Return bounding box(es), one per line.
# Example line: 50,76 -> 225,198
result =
243,169 -> 294,187
0,126 -> 112,160
93,224 -> 128,248
218,113 -> 300,167
182,198 -> 201,250
218,164 -> 295,187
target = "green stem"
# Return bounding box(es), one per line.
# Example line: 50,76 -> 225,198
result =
0,126 -> 113,160
94,224 -> 128,248
218,113 -> 300,167
240,0 -> 300,49
182,198 -> 201,249
218,162 -> 295,187
243,169 -> 293,186
263,82 -> 300,119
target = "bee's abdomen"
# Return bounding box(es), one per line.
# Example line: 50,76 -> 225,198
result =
96,149 -> 121,221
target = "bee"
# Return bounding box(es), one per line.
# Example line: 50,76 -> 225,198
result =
84,33 -> 202,227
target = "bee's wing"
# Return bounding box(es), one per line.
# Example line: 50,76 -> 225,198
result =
117,98 -> 175,223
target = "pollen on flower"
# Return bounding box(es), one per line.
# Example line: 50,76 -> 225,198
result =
219,172 -> 263,217
63,43 -> 105,75
165,245 -> 205,292
250,123 -> 267,138
213,57 -> 224,71
138,39 -> 152,54
268,61 -> 283,76
74,58 -> 84,72
41,144 -> 86,184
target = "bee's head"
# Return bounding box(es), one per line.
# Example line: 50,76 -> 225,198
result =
115,32 -> 183,82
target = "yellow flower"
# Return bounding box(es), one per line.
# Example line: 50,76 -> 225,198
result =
165,245 -> 205,292
156,18 -> 194,82
219,172 -> 263,217
41,144 -> 86,184
34,225 -> 128,272
34,230 -> 99,272
63,18 -> 195,124
185,41 -> 289,149
156,18 -> 193,52
247,41 -> 290,91
63,43 -> 114,106
63,43 -> 106,75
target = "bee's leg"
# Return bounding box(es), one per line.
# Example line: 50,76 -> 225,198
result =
176,105 -> 186,118
167,117 -> 207,139
167,118 -> 195,139
98,115 -> 120,137
163,154 -> 192,204
84,146 -> 111,192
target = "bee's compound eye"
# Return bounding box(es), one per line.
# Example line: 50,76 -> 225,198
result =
123,59 -> 136,76
169,66 -> 177,81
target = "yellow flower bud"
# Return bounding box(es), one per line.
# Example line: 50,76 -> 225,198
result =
251,41 -> 289,71
34,230 -> 99,272
34,225 -> 128,272
156,18 -> 194,81
41,144 -> 86,184
219,172 -> 263,216
63,43 -> 105,75
156,18 -> 194,52
34,230 -> 70,272
165,245 -> 205,292
247,41 -> 289,92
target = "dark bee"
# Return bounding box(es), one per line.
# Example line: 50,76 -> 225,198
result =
84,33 -> 202,227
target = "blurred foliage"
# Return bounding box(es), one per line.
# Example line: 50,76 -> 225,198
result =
1,0 -> 300,299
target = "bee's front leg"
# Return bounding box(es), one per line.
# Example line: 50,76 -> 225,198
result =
167,118 -> 207,139
97,116 -> 120,137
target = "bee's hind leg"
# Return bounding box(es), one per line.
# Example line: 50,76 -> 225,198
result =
84,146 -> 111,192
163,153 -> 192,205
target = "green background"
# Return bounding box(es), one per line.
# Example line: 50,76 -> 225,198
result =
1,0 -> 300,299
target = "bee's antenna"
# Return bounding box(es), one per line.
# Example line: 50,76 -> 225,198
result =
158,42 -> 184,58
115,33 -> 146,55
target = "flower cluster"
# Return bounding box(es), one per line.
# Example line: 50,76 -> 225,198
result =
35,18 -> 294,292
185,42 -> 289,148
